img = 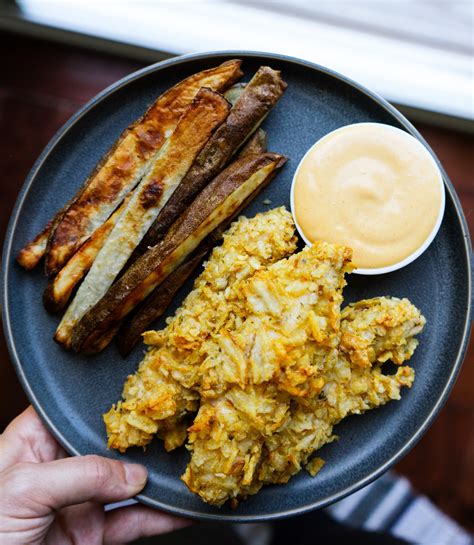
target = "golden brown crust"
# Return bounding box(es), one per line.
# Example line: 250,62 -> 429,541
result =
70,153 -> 286,352
43,193 -> 132,313
17,183 -> 86,270
132,67 -> 286,258
16,221 -> 51,270
44,60 -> 243,276
103,208 -> 298,454
16,189 -> 79,270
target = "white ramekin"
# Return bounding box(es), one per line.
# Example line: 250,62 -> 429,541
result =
290,123 -> 446,275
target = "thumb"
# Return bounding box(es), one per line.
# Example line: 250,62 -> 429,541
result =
1,455 -> 147,514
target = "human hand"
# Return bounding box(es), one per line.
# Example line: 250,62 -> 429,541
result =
0,406 -> 190,544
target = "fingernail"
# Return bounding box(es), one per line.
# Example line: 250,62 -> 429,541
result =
123,463 -> 148,488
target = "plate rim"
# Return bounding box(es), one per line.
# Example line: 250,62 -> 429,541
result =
2,49 -> 472,522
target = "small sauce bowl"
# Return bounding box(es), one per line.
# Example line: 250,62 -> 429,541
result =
290,123 -> 445,275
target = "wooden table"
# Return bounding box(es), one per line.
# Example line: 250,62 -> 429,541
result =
1,32 -> 472,531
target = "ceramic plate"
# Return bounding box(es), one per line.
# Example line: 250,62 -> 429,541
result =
2,51 -> 472,521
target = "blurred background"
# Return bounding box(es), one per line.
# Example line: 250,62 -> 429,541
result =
1,0 -> 473,127
0,1 -> 472,543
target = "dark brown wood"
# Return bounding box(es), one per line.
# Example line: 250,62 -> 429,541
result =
395,120 -> 474,531
0,31 -> 472,530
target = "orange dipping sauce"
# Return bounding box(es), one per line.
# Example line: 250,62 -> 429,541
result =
292,123 -> 443,271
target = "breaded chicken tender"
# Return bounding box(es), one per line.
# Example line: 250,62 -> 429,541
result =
199,242 -> 353,398
104,205 -> 426,508
183,241 -> 353,504
258,296 -> 425,487
340,297 -> 425,368
104,207 -> 297,452
182,296 -> 425,505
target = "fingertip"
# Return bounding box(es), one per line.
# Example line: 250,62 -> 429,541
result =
123,463 -> 148,491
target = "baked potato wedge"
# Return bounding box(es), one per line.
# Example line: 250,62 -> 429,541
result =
55,88 -> 230,347
17,60 -> 242,275
16,222 -> 51,270
132,67 -> 286,259
43,193 -> 132,313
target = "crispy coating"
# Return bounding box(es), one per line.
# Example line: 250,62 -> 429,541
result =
103,207 -> 425,507
258,297 -> 423,488
183,296 -> 424,505
199,241 -> 353,398
340,297 -> 426,367
182,241 -> 353,504
103,207 -> 298,452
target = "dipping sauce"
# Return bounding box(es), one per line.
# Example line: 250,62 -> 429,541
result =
292,123 -> 443,271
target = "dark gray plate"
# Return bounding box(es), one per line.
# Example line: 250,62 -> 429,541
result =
2,51 -> 472,522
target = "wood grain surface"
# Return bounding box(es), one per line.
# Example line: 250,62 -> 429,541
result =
0,32 -> 472,531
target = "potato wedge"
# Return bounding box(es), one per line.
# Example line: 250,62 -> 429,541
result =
224,83 -> 246,105
45,90 -> 258,312
55,88 -> 230,347
16,222 -> 51,270
43,193 -> 132,313
132,67 -> 286,259
38,60 -> 242,275
70,152 -> 287,353
237,128 -> 267,158
16,189 -> 82,270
